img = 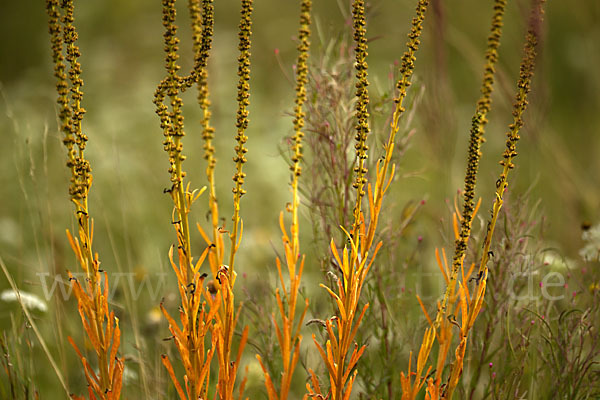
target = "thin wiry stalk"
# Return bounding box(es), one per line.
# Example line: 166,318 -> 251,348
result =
0,256 -> 70,397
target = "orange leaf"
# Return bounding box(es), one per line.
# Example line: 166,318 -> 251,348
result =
167,246 -> 185,287
330,240 -> 343,277
343,343 -> 366,383
160,303 -> 184,343
235,325 -> 249,368
256,355 -> 278,400
324,320 -> 338,361
76,305 -> 101,354
312,335 -> 337,381
279,211 -> 289,244
384,164 -> 396,194
416,295 -> 433,328
109,317 -> 121,380
161,354 -> 188,400
320,284 -> 346,321
192,244 -> 211,275
348,303 -> 369,346
435,248 -> 449,285
342,369 -> 358,400
196,222 -> 212,246
109,358 -> 124,400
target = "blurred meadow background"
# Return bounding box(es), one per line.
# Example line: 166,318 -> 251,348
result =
1,0 -> 599,398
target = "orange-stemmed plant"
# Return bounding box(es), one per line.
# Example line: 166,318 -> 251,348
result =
256,0 -> 311,398
46,0 -> 124,398
153,0 -> 218,398
402,0 -> 547,398
401,0 -> 507,396
400,200 -> 481,399
441,2 -> 546,398
306,1 -> 429,399
205,1 -> 253,399
155,0 -> 253,397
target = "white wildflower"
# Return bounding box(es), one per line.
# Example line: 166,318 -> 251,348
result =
580,223 -> 600,262
1,289 -> 48,312
123,366 -> 138,384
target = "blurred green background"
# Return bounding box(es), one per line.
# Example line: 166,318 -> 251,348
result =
1,0 -> 599,398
